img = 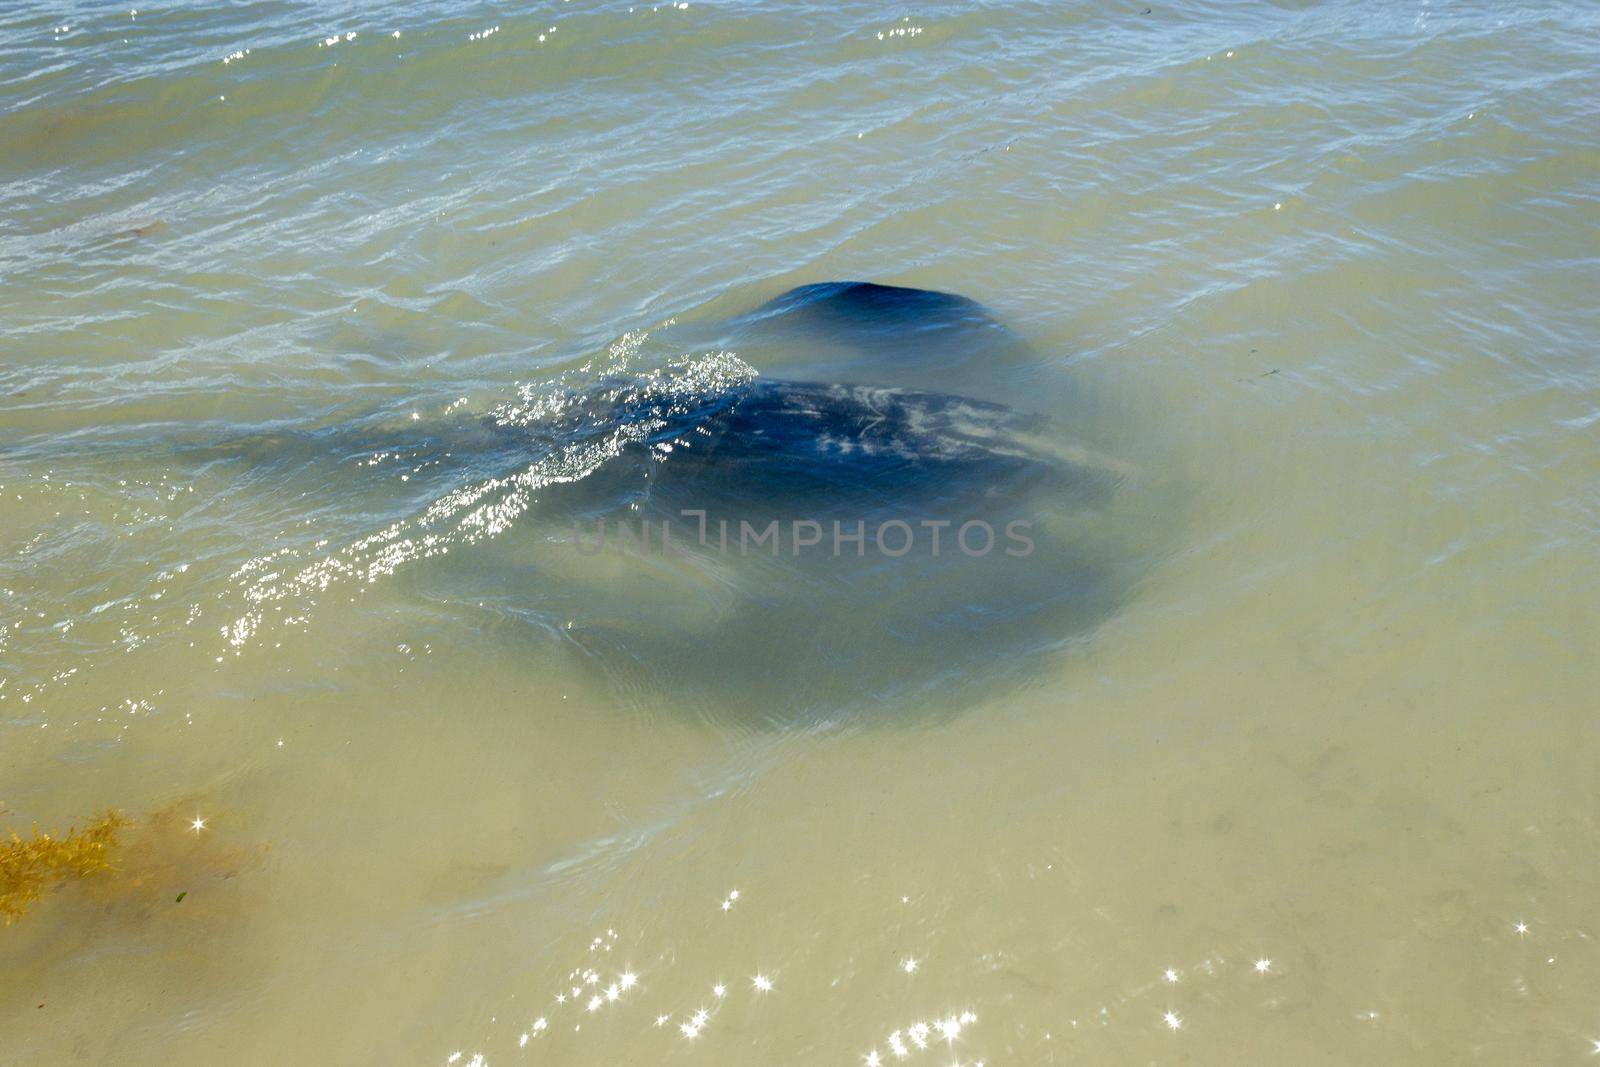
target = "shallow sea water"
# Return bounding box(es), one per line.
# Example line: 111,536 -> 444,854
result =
2,1 -> 1598,1063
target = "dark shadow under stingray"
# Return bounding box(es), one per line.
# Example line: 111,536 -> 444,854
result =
415,281 -> 1132,726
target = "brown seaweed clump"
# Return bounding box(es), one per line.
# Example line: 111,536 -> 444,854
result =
0,811 -> 125,924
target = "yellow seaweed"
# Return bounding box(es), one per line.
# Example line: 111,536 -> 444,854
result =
0,811 -> 125,924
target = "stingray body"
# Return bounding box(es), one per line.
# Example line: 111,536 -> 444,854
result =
430,282 -> 1124,721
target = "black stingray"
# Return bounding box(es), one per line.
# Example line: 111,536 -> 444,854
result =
424,282 -> 1126,723
131,281 -> 1127,724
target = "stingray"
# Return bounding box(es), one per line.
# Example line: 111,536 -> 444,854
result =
147,282 -> 1132,723
397,281 -> 1130,723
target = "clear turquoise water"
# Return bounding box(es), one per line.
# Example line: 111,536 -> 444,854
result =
3,1 -> 1598,1063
